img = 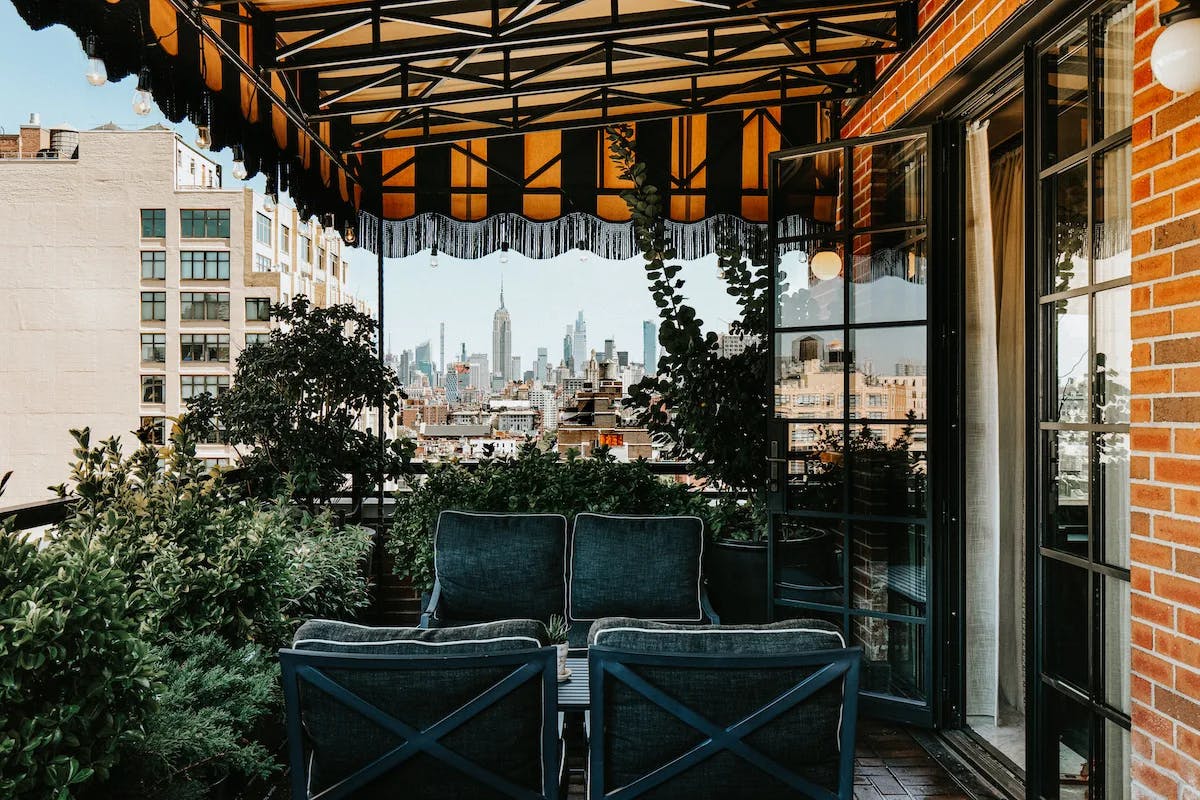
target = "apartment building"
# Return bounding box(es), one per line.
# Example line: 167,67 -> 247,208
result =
0,118 -> 366,505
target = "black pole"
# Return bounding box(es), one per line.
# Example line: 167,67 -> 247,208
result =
375,195 -> 387,612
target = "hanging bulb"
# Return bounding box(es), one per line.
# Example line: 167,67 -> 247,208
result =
263,193 -> 276,213
577,238 -> 589,262
84,35 -> 107,86
194,125 -> 211,151
230,145 -> 248,181
500,242 -> 510,264
430,245 -> 439,269
132,67 -> 153,116
263,172 -> 277,212
344,222 -> 357,246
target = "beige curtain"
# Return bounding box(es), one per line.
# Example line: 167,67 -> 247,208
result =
991,144 -> 1025,715
965,120 -> 1000,720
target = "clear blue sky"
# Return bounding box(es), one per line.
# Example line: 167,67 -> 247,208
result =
0,1 -> 743,369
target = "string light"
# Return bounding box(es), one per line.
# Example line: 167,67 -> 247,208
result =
132,67 -> 153,116
194,93 -> 212,150
810,249 -> 841,281
84,34 -> 107,86
230,145 -> 248,181
344,221 -> 357,246
430,245 -> 439,269
577,238 -> 589,262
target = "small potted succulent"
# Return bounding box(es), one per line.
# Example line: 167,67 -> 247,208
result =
547,614 -> 570,681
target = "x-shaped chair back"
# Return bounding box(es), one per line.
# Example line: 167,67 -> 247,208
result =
280,647 -> 560,800
588,646 -> 861,800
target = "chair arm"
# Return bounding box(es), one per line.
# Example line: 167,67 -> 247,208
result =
419,580 -> 443,628
700,582 -> 720,625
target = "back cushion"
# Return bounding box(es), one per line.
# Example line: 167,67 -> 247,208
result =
570,514 -> 704,621
290,619 -> 551,799
435,511 -> 568,623
590,618 -> 849,799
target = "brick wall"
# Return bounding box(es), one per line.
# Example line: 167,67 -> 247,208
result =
1130,0 -> 1200,794
842,0 -> 1032,138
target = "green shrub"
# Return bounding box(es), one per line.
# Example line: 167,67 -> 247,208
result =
0,474 -> 158,800
99,635 -> 280,800
387,444 -> 705,593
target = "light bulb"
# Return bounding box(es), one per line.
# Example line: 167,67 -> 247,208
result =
85,56 -> 107,86
344,224 -> 356,246
430,255 -> 439,268
500,243 -> 510,264
231,159 -> 248,181
194,125 -> 211,151
132,67 -> 153,116
810,249 -> 841,281
1152,16 -> 1200,93
263,194 -> 276,213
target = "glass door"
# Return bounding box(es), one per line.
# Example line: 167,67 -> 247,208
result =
768,128 -> 935,724
1032,3 -> 1133,798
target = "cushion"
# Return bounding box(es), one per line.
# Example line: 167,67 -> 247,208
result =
289,619 -> 552,799
434,511 -> 568,623
589,618 -> 849,799
569,514 -> 704,622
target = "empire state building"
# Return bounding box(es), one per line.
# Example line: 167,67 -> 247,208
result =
492,281 -> 513,385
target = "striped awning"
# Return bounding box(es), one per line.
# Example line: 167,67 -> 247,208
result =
12,0 -> 915,257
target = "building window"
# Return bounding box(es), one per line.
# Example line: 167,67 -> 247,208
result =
180,209 -> 231,238
181,374 -> 230,401
180,292 -> 230,321
141,333 -> 166,362
181,251 -> 230,280
180,333 -> 230,362
280,225 -> 291,255
141,291 -> 166,321
199,424 -> 227,445
202,457 -> 229,469
254,253 -> 272,272
245,332 -> 270,346
139,416 -> 166,445
141,375 -> 164,404
141,251 -> 166,280
255,212 -> 272,245
245,297 -> 272,322
141,208 -> 166,238
318,246 -> 327,268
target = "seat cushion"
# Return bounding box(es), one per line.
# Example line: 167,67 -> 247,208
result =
569,514 -> 704,622
434,511 -> 568,623
293,618 -> 549,654
588,618 -> 849,799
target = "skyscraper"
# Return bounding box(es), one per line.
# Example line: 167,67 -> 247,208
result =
492,280 -> 512,384
415,340 -> 434,383
603,338 -> 615,364
510,355 -> 521,383
535,347 -> 549,383
439,322 -> 445,374
572,311 -> 588,378
563,326 -> 573,373
643,320 -> 657,374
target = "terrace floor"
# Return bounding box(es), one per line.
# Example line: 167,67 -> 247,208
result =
562,720 -> 981,799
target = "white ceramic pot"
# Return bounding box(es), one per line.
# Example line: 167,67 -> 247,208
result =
555,643 -> 569,679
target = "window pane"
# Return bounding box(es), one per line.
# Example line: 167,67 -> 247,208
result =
1044,690 -> 1092,796
1043,25 -> 1090,167
1098,2 -> 1134,139
1103,576 -> 1131,714
775,147 -> 845,235
850,523 -> 927,618
775,330 -> 845,419
853,616 -> 925,701
851,231 -> 927,324
1046,430 -> 1090,556
851,136 -> 926,229
775,518 -> 844,607
1047,162 -> 1089,294
1049,294 -> 1089,423
1043,557 -> 1090,690
1104,721 -> 1130,800
1095,145 -> 1132,282
850,424 -> 928,518
1098,432 -> 1130,569
786,426 -> 844,513
852,326 -> 927,419
776,243 -> 844,327
1095,287 -> 1130,425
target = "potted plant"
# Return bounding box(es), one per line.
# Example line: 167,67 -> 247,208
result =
547,614 -> 570,681
607,125 -> 772,623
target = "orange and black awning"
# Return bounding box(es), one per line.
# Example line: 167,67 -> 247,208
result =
12,0 -> 914,257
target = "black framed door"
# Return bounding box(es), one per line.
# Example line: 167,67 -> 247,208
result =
767,127 -> 937,725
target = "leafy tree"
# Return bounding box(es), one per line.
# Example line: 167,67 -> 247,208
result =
214,295 -> 412,508
606,124 -> 771,534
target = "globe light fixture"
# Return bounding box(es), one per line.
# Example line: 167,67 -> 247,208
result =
810,248 -> 842,281
84,35 -> 107,86
1153,1 -> 1200,93
230,145 -> 248,181
132,68 -> 153,116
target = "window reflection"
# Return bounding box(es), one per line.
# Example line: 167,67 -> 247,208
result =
775,518 -> 844,607
1043,25 -> 1089,167
1050,295 -> 1089,423
851,232 -> 927,324
776,245 -> 844,327
852,137 -> 927,229
774,148 -> 844,236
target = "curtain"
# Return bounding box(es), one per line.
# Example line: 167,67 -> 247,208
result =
965,120 -> 1000,720
991,144 -> 1025,715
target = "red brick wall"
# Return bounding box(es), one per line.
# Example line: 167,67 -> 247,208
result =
842,0 -> 1032,138
1130,0 -> 1200,794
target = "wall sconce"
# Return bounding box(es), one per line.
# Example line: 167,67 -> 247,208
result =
1152,0 -> 1200,93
